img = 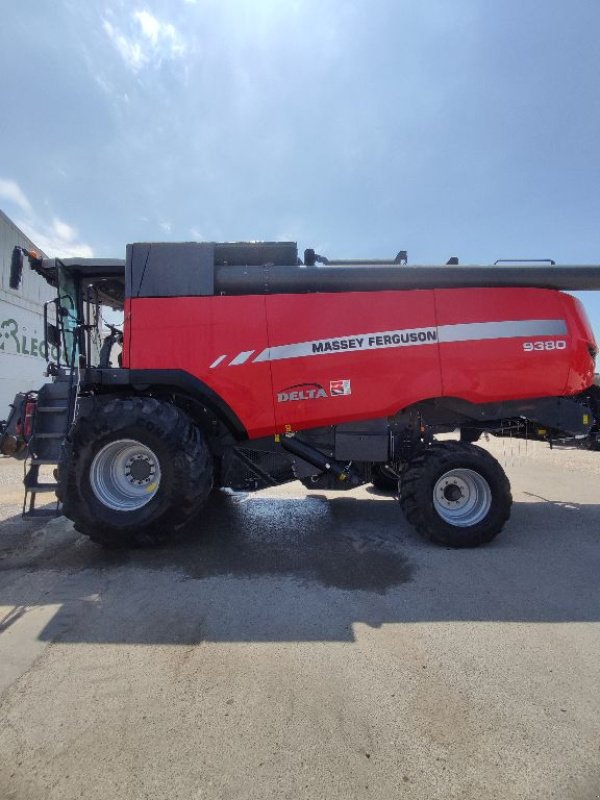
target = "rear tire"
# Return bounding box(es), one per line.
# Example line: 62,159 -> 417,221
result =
399,441 -> 511,547
58,396 -> 213,548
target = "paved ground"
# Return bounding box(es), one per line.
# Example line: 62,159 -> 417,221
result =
0,439 -> 599,800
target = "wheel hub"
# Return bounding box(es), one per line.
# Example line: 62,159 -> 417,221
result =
433,468 -> 492,526
90,439 -> 161,511
126,454 -> 154,484
442,482 -> 464,503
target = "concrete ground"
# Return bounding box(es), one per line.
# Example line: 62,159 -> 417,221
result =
0,439 -> 599,800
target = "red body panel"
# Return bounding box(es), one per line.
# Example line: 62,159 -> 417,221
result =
125,287 -> 596,439
264,291 -> 442,431
563,294 -> 597,393
435,288 -> 571,402
124,296 -> 276,437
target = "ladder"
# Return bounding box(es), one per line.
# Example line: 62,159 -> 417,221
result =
22,378 -> 73,518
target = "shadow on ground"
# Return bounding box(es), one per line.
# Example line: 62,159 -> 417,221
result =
1,490 -> 599,644
0,504 -> 59,558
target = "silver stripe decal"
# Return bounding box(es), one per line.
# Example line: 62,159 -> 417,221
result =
438,319 -> 567,343
253,326 -> 437,363
207,320 -> 570,368
250,318 -> 567,365
229,349 -> 255,366
210,354 -> 227,369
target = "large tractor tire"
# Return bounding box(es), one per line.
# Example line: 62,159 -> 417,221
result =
399,441 -> 511,547
58,396 -> 213,548
371,464 -> 399,492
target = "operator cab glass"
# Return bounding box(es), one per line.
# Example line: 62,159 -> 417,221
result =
56,263 -> 80,364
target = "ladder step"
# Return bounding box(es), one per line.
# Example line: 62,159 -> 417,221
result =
37,406 -> 69,413
23,506 -> 61,519
33,433 -> 64,439
25,482 -> 58,494
30,458 -> 58,465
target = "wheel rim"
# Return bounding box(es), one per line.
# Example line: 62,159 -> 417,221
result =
433,468 -> 491,527
90,439 -> 161,512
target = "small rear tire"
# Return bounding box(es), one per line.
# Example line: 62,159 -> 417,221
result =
58,396 -> 213,548
399,441 -> 511,547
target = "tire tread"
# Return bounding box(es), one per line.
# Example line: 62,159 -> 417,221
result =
399,441 -> 512,547
58,396 -> 213,548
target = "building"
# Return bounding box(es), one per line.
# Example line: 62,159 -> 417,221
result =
0,210 -> 53,420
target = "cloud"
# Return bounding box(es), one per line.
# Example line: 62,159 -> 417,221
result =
21,218 -> 94,259
0,176 -> 94,258
103,20 -> 145,72
103,10 -> 186,73
0,178 -> 32,214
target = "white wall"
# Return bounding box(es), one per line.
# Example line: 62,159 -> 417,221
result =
0,210 -> 54,421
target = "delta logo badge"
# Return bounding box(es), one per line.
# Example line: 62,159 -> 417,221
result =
329,379 -> 351,397
276,380 -> 352,403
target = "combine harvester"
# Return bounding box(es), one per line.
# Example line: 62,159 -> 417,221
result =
1,242 -> 599,549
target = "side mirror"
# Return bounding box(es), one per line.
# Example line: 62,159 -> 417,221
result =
9,247 -> 24,290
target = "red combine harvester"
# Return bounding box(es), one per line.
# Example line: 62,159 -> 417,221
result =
1,242 -> 599,549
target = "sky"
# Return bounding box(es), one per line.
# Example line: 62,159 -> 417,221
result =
1,0 -> 600,331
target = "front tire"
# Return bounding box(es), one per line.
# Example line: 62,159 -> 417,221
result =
58,396 -> 213,547
399,441 -> 511,547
